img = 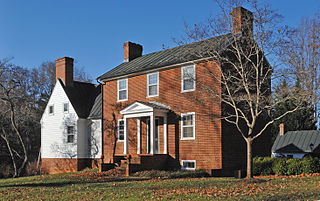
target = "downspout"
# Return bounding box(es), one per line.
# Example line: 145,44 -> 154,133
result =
96,78 -> 106,164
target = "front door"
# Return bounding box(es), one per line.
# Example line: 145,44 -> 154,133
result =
147,119 -> 159,154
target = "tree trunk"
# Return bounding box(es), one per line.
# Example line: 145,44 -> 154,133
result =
246,138 -> 253,179
0,134 -> 17,177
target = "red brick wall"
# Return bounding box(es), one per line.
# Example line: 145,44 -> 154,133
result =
103,61 -> 222,170
41,158 -> 100,174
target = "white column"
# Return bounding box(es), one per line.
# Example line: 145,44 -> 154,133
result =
137,118 -> 141,154
163,115 -> 167,154
124,117 -> 128,154
150,115 -> 154,154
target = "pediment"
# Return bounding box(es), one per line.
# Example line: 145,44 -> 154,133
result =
120,102 -> 153,115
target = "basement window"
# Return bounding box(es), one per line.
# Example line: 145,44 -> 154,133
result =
181,160 -> 196,170
67,126 -> 75,143
118,119 -> 124,141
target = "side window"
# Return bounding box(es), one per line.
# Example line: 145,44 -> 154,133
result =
182,65 -> 195,92
49,105 -> 54,115
181,112 -> 195,140
118,79 -> 128,101
63,103 -> 69,112
147,72 -> 159,97
181,160 -> 196,170
67,126 -> 75,143
118,119 -> 124,141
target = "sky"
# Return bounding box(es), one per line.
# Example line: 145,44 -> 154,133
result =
1,0 -> 320,83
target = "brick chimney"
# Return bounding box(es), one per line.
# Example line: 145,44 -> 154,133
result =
279,123 -> 285,135
230,7 -> 253,36
56,57 -> 74,87
123,41 -> 143,62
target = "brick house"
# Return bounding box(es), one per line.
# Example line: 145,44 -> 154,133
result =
98,7 -> 271,175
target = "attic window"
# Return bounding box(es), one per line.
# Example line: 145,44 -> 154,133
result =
67,126 -> 75,143
63,103 -> 69,112
49,105 -> 54,115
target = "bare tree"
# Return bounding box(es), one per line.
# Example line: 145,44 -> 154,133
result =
178,0 -> 312,178
281,15 -> 320,124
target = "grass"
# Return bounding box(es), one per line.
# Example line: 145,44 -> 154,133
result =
0,170 -> 320,200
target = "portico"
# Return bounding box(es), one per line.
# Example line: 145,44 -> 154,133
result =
120,101 -> 170,155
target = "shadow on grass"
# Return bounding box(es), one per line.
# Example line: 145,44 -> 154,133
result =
0,177 -> 149,188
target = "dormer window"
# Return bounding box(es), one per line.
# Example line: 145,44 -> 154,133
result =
118,79 -> 128,101
182,65 -> 195,92
147,72 -> 159,97
49,105 -> 54,115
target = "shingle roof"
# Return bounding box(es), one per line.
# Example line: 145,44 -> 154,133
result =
272,130 -> 320,154
98,33 -> 237,80
59,79 -> 101,119
88,90 -> 102,119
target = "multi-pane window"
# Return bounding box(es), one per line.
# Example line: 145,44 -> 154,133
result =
147,72 -> 159,97
67,126 -> 75,143
49,105 -> 54,115
118,119 -> 124,141
181,160 -> 196,170
182,65 -> 195,92
118,79 -> 128,101
63,103 -> 69,112
181,112 -> 195,140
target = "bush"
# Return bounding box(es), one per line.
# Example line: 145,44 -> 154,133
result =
286,158 -> 303,175
272,158 -> 288,175
0,164 -> 12,178
253,157 -> 274,176
302,157 -> 320,174
25,161 -> 40,176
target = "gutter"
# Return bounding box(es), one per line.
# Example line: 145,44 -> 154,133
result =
96,78 -> 106,164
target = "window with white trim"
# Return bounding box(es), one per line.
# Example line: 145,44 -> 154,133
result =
49,105 -> 54,115
181,160 -> 196,170
182,65 -> 195,92
118,79 -> 128,101
67,126 -> 75,143
63,103 -> 69,112
147,72 -> 159,97
181,112 -> 195,140
118,119 -> 124,141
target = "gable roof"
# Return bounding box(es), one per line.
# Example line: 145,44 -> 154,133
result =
272,130 -> 320,154
59,79 -> 101,119
98,33 -> 238,81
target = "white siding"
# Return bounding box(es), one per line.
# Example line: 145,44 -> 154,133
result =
77,118 -> 90,158
90,119 -> 102,158
41,81 -> 78,158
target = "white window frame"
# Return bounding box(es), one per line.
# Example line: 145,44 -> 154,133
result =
181,64 -> 196,92
117,79 -> 128,102
67,126 -> 75,144
118,119 -> 124,142
63,102 -> 69,113
147,72 -> 159,97
181,160 -> 196,170
48,105 -> 54,115
181,112 -> 195,140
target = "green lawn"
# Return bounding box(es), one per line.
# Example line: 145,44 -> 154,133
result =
0,171 -> 319,200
